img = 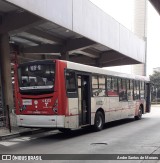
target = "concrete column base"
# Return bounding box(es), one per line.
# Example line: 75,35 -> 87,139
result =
10,112 -> 17,127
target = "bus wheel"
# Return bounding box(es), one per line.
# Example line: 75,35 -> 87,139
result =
135,106 -> 142,120
58,128 -> 71,133
94,111 -> 104,131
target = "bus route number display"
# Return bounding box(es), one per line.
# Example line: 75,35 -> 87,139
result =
29,65 -> 42,71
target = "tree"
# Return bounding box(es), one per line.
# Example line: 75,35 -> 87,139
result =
150,71 -> 160,102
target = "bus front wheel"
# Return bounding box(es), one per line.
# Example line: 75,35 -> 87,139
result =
94,111 -> 104,131
135,106 -> 142,120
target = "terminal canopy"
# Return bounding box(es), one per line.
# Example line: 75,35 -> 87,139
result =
0,0 -> 145,67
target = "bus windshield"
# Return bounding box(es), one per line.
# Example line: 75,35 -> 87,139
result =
18,63 -> 55,94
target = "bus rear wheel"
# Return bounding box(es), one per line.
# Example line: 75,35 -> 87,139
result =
135,106 -> 142,120
94,111 -> 104,131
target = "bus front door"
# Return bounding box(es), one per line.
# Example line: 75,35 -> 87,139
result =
77,74 -> 91,126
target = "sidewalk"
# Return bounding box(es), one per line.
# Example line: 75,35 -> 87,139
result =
0,126 -> 44,140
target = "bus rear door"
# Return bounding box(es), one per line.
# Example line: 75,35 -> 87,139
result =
77,74 -> 91,126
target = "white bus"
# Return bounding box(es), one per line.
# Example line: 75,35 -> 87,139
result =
15,60 -> 151,131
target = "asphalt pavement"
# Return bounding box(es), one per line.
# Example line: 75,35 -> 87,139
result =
0,105 -> 160,163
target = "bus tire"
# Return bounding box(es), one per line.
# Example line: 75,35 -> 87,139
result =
135,106 -> 142,120
94,111 -> 104,131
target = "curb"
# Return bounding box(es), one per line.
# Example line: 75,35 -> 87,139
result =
0,128 -> 46,141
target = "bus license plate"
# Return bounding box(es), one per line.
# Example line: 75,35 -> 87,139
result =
22,99 -> 32,105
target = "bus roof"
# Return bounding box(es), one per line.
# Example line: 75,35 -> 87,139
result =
17,59 -> 150,82
63,60 -> 150,82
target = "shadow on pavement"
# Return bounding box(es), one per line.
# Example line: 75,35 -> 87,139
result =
37,117 -> 142,141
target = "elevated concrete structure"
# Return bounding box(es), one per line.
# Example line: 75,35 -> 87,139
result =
2,0 -> 145,67
149,0 -> 160,15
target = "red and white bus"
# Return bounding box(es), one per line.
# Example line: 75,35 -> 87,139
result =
14,60 -> 151,131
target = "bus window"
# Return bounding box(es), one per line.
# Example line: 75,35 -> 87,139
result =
134,80 -> 140,100
92,75 -> 98,96
18,63 -> 55,94
106,76 -> 111,95
137,81 -> 140,99
92,75 -> 105,97
66,71 -> 76,93
98,76 -> 106,96
140,81 -> 145,99
107,77 -> 118,96
92,75 -> 98,88
29,78 -> 36,86
119,78 -> 127,101
112,77 -> 118,96
127,80 -> 133,101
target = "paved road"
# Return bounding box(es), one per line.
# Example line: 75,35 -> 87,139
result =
0,105 -> 160,163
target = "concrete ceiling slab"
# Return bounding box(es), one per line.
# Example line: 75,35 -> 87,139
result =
149,0 -> 160,15
1,0 -> 145,67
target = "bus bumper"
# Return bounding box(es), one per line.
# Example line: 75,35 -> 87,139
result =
16,115 -> 65,128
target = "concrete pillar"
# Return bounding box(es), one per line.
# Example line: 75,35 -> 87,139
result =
61,51 -> 69,60
0,33 -> 16,126
132,0 -> 147,76
0,66 -> 3,113
95,56 -> 102,67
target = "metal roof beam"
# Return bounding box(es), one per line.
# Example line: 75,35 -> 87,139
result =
99,50 -> 140,67
11,36 -> 40,45
100,50 -> 123,62
22,37 -> 96,54
69,50 -> 98,58
0,11 -> 43,34
82,48 -> 100,58
69,55 -> 96,65
65,37 -> 96,52
101,57 -> 140,67
26,28 -> 63,44
22,44 -> 62,54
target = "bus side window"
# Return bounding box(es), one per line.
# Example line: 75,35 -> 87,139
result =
127,80 -> 133,101
119,78 -> 127,101
134,80 -> 140,100
112,77 -> 118,96
140,81 -> 145,99
92,75 -> 106,97
65,70 -> 77,97
137,81 -> 140,99
107,77 -> 118,96
92,75 -> 99,96
98,76 -> 106,96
